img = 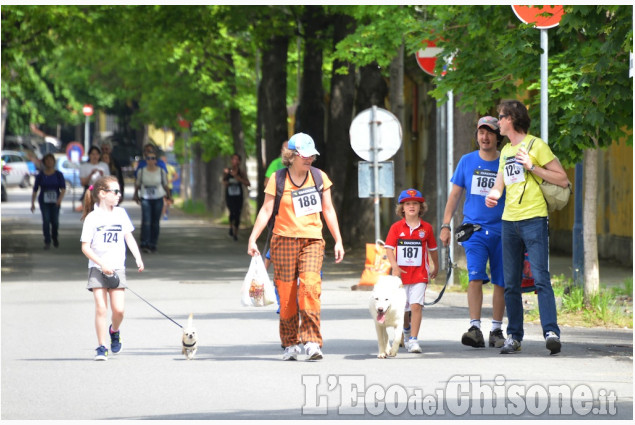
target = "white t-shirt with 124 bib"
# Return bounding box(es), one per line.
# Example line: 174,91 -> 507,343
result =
80,206 -> 135,270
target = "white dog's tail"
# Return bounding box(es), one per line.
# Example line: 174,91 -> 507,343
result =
187,313 -> 193,328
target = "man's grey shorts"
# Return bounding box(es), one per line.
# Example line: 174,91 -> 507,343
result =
87,267 -> 127,291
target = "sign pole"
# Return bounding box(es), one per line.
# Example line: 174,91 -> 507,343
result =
82,104 -> 93,152
371,106 -> 381,242
446,90 -> 454,271
541,28 -> 548,143
84,116 -> 90,153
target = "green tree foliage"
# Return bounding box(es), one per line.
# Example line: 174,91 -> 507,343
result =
407,5 -> 632,165
2,5 -> 262,159
1,6 -> 89,133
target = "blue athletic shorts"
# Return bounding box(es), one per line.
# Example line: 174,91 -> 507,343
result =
460,229 -> 504,287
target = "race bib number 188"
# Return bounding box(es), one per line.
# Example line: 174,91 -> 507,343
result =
292,186 -> 322,217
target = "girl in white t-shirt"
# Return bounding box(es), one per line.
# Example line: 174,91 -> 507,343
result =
80,176 -> 144,361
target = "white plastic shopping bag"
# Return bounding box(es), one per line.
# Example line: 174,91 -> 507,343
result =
241,255 -> 276,307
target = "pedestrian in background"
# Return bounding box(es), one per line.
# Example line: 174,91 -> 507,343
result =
485,100 -> 569,355
30,153 -> 66,249
99,139 -> 124,204
384,189 -> 439,353
263,140 -> 288,189
78,146 -> 110,211
161,154 -> 178,220
80,176 -> 144,361
133,146 -> 171,253
247,132 -> 344,361
135,142 -> 167,176
223,153 -> 250,241
440,116 -> 506,349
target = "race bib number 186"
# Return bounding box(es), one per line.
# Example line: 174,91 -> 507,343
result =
470,169 -> 496,196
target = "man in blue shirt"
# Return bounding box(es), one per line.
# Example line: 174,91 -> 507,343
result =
440,116 -> 506,349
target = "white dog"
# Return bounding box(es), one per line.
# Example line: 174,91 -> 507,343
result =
181,313 -> 198,360
369,275 -> 407,358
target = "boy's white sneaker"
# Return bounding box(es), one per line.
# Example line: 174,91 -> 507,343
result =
406,339 -> 422,353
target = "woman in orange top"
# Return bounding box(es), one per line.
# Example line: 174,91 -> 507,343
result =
248,132 -> 344,361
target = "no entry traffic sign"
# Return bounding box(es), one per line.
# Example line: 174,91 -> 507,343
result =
415,40 -> 442,77
82,104 -> 94,117
512,5 -> 564,29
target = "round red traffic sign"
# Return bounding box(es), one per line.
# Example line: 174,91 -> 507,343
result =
512,5 -> 564,29
415,40 -> 442,76
82,104 -> 94,117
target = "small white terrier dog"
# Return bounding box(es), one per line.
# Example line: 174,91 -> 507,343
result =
181,313 -> 198,360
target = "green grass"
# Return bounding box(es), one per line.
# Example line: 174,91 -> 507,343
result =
524,276 -> 633,328
180,199 -> 211,217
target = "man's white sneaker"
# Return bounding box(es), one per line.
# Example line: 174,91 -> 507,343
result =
282,344 -> 302,361
545,331 -> 561,355
406,339 -> 422,353
305,342 -> 323,361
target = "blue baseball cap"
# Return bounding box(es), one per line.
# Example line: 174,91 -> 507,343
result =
288,132 -> 320,157
398,188 -> 425,203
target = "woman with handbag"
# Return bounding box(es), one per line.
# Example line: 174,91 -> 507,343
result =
485,100 -> 569,356
80,176 -> 144,360
247,132 -> 344,361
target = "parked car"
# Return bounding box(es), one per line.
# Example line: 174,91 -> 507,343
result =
54,154 -> 81,188
1,150 -> 32,188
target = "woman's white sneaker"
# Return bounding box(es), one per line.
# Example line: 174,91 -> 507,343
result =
305,342 -> 323,361
282,344 -> 302,361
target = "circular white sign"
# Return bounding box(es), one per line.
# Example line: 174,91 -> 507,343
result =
349,107 -> 402,162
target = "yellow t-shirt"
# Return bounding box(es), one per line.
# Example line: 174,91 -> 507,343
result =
265,169 -> 333,239
498,135 -> 556,221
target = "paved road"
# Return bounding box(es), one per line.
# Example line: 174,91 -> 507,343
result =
1,185 -> 633,420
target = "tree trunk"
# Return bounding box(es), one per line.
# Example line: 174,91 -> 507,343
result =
583,146 -> 600,298
389,40 -> 406,194
257,35 -> 289,207
294,6 -> 327,170
326,14 -> 356,212
205,156 -> 225,217
225,53 -> 251,224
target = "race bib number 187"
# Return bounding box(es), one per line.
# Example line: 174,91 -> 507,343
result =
397,239 -> 423,267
